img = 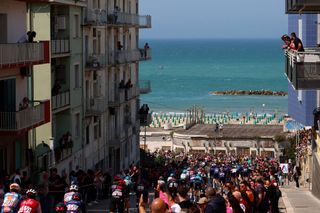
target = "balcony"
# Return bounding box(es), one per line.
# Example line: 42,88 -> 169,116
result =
86,54 -> 107,70
86,97 -> 108,116
0,41 -> 50,69
139,48 -> 152,61
107,11 -> 151,28
139,80 -> 151,94
0,100 -> 50,135
108,49 -> 140,65
286,0 -> 320,14
84,8 -> 107,26
109,89 -> 125,107
285,49 -> 320,90
51,39 -> 70,56
125,85 -> 139,101
18,0 -> 86,7
52,90 -> 70,112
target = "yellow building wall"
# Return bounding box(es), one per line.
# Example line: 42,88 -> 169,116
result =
29,4 -> 52,147
317,133 -> 320,156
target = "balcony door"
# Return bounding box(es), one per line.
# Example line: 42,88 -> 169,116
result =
0,79 -> 16,112
0,14 -> 7,43
0,147 -> 7,175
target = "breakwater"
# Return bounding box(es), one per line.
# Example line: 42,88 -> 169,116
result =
210,90 -> 287,96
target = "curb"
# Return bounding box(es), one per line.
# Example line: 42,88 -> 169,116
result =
281,190 -> 294,213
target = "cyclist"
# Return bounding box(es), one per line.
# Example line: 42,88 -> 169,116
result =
1,183 -> 22,213
17,189 -> 41,213
65,193 -> 86,213
64,185 -> 79,203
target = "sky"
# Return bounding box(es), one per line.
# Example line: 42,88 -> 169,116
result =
139,0 -> 287,39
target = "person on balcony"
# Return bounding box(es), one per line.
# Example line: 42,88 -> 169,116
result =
17,31 -> 31,43
290,32 -> 304,52
117,41 -> 123,51
28,31 -> 36,43
144,43 -> 150,59
113,6 -> 120,24
281,34 -> 290,49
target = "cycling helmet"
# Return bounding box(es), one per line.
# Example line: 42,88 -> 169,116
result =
26,189 -> 37,198
55,202 -> 66,213
10,183 -> 20,192
69,184 -> 78,191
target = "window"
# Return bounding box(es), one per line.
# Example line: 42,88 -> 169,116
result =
74,64 -> 80,89
75,113 -> 80,137
94,125 -> 98,140
74,14 -> 80,38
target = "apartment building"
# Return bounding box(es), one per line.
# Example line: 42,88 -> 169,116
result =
0,0 -> 151,178
285,0 -> 320,198
84,0 -> 151,174
0,0 -> 51,175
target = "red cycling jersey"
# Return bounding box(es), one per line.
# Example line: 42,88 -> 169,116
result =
18,198 -> 40,213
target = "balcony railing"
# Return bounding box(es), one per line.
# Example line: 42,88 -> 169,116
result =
86,97 -> 108,115
285,49 -> 320,90
139,80 -> 152,94
86,54 -> 107,69
51,39 -> 70,55
286,0 -> 320,14
0,41 -> 50,69
0,100 -> 50,134
19,0 -> 86,7
84,8 -> 107,25
109,89 -> 125,107
108,49 -> 140,65
139,48 -> 152,61
125,85 -> 139,101
52,90 -> 70,111
107,11 -> 151,28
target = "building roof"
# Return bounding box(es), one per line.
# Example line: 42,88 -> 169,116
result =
174,124 -> 284,139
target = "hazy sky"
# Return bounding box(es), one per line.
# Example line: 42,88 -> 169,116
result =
139,0 -> 287,39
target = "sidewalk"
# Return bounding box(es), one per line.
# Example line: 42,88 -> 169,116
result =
281,181 -> 320,213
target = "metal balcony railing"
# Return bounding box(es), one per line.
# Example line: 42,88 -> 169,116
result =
51,39 -> 70,55
107,10 -> 151,28
52,90 -> 70,111
139,80 -> 151,94
84,8 -> 107,25
285,49 -> 320,89
108,49 -> 140,65
0,41 -> 50,68
286,0 -> 320,14
109,89 -> 125,107
139,15 -> 152,28
20,0 -> 86,6
86,97 -> 108,115
0,100 -> 50,132
86,54 -> 107,69
125,85 -> 139,101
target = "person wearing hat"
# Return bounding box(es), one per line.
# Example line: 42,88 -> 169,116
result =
1,183 -> 22,213
197,197 -> 208,213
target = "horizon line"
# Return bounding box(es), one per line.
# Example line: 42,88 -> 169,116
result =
140,37 -> 282,40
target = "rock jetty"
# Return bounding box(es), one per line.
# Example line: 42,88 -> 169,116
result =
210,90 -> 287,96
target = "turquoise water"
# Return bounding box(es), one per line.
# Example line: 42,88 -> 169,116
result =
139,39 -> 288,114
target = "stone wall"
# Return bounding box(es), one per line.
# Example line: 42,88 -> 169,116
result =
312,154 -> 320,199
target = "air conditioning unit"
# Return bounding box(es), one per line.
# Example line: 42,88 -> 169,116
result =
56,16 -> 66,30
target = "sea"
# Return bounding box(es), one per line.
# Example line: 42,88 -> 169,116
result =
139,39 -> 288,115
